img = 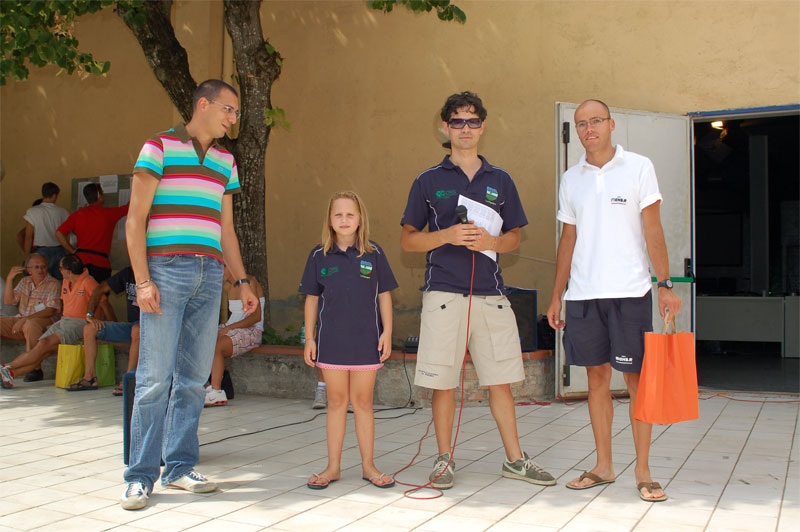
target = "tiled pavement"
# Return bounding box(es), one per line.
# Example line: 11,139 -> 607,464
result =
0,381 -> 797,531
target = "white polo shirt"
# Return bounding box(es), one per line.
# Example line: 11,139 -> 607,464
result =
557,145 -> 662,300
24,202 -> 69,247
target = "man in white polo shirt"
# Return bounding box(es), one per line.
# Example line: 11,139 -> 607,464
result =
547,99 -> 682,502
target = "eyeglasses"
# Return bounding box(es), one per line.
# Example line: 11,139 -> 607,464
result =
26,264 -> 47,270
575,117 -> 611,131
208,99 -> 241,119
448,118 -> 483,129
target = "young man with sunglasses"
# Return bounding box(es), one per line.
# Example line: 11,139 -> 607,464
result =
547,99 -> 682,502
400,91 -> 555,489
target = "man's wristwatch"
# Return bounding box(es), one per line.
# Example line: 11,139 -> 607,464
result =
233,278 -> 250,288
86,312 -> 94,318
657,279 -> 674,289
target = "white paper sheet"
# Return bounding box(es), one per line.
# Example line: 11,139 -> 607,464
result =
116,216 -> 127,240
457,194 -> 503,262
77,182 -> 89,208
99,174 -> 118,194
118,188 -> 131,206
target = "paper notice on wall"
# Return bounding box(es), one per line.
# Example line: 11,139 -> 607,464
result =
116,216 -> 127,240
99,174 -> 118,194
457,194 -> 503,262
118,188 -> 130,206
77,182 -> 90,208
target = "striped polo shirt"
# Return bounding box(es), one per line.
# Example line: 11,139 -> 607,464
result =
133,123 -> 241,261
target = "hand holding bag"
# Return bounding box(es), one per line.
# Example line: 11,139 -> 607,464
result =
633,317 -> 699,425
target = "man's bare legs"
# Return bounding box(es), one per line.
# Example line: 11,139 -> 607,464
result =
488,384 -> 523,461
8,334 -> 60,376
568,363 -> 615,487
432,388 -> 456,456
432,384 -> 523,462
82,322 -> 100,381
127,324 -> 140,372
623,371 -> 665,500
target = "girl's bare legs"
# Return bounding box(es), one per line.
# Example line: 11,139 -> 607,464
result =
308,367 -> 348,486
350,369 -> 392,485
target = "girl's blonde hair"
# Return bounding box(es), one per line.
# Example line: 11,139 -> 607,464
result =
322,190 -> 376,257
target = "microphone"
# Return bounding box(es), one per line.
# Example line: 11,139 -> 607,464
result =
455,205 -> 469,224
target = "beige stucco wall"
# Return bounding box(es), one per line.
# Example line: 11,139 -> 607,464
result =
2,1 -> 798,344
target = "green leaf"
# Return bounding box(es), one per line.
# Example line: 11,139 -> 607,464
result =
264,106 -> 291,131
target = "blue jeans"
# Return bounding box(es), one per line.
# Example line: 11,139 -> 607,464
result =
123,254 -> 223,490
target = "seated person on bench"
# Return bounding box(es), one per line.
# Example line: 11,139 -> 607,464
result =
0,254 -> 109,389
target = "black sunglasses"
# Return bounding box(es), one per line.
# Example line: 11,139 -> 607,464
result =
448,118 -> 483,129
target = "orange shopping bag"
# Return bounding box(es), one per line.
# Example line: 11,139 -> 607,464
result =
634,318 -> 699,425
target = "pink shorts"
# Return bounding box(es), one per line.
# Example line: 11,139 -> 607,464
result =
219,324 -> 262,356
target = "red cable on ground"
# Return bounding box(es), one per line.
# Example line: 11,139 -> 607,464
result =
393,253 -> 476,499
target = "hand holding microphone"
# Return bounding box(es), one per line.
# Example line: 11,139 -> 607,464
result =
449,206 -> 481,247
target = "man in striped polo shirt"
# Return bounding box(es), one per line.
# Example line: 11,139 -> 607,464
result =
121,79 -> 258,510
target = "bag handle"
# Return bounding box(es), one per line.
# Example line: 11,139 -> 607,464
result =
661,313 -> 677,334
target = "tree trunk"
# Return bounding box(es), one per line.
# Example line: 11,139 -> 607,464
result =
117,0 -> 281,327
223,0 -> 282,328
116,0 -> 195,121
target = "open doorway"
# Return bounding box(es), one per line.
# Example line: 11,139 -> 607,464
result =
693,111 -> 799,392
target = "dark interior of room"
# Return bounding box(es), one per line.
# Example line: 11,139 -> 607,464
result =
694,114 -> 799,393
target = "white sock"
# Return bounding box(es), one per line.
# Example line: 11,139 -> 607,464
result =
317,382 -> 326,388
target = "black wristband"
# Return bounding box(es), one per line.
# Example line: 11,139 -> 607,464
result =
233,278 -> 250,288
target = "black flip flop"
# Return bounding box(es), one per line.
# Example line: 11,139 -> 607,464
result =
66,377 -> 98,391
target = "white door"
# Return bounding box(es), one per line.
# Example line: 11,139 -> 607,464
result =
554,102 -> 693,398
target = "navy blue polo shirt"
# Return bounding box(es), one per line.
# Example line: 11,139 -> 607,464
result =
299,241 -> 398,367
106,266 -> 139,323
401,155 -> 527,295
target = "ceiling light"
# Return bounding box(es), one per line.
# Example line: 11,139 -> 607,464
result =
710,121 -> 724,130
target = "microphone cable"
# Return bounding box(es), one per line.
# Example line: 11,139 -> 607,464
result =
392,251 -> 476,499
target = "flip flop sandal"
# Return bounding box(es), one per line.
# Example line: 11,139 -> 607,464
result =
566,471 -> 615,490
307,473 -> 336,490
112,383 -> 124,396
362,473 -> 395,489
66,377 -> 98,391
638,481 -> 668,502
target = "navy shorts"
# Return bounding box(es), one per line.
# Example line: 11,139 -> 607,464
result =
563,291 -> 652,373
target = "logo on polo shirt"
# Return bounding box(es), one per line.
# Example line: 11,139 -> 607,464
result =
320,266 -> 339,277
359,260 -> 373,279
486,186 -> 498,204
435,189 -> 458,199
611,196 -> 627,205
615,355 -> 633,364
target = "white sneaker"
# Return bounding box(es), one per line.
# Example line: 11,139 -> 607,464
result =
205,388 -> 228,407
120,481 -> 150,510
166,470 -> 218,493
312,386 -> 327,409
0,365 -> 14,389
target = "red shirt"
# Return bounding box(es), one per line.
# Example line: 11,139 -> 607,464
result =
58,203 -> 129,269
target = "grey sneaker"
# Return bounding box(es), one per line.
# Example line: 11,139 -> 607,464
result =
120,481 -> 150,510
502,451 -> 556,486
166,470 -> 218,493
429,452 -> 455,489
0,365 -> 14,389
312,386 -> 327,409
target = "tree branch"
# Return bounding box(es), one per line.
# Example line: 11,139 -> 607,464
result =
116,0 -> 195,121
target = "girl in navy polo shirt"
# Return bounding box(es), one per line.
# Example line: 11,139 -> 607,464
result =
299,191 -> 398,490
